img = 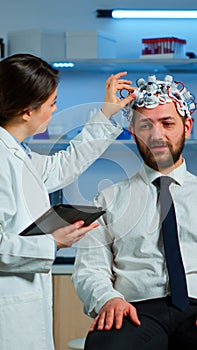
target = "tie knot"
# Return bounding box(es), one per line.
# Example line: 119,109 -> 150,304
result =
153,176 -> 174,190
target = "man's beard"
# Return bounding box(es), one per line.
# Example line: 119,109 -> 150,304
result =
135,132 -> 185,172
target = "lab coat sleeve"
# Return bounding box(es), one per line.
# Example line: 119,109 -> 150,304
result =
71,192 -> 125,318
31,110 -> 122,193
0,160 -> 55,273
0,229 -> 55,273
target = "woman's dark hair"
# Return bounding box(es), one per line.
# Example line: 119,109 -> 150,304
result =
0,53 -> 58,126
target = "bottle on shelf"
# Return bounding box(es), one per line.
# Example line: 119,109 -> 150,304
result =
0,38 -> 5,59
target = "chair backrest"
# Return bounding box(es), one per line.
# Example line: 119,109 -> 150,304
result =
68,337 -> 85,350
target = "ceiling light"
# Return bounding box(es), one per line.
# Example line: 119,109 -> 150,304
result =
52,62 -> 75,68
96,9 -> 197,19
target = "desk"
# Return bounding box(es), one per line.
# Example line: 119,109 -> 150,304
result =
52,264 -> 92,350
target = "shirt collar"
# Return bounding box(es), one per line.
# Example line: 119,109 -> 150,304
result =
139,161 -> 187,187
20,141 -> 32,159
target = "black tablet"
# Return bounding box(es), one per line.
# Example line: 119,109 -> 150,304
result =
19,204 -> 105,236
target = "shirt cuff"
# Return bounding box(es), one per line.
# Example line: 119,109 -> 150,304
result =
54,240 -> 57,258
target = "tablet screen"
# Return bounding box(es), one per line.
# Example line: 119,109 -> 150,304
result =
19,204 -> 105,236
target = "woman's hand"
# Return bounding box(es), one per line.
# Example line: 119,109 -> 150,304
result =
89,297 -> 141,332
101,72 -> 137,119
52,221 -> 99,249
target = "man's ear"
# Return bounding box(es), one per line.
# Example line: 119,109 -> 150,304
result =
184,117 -> 193,140
128,124 -> 136,142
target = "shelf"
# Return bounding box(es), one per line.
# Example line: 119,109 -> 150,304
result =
27,138 -> 197,146
52,264 -> 74,275
28,139 -> 70,145
52,58 -> 197,74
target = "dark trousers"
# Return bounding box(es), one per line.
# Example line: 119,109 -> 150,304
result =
85,297 -> 197,350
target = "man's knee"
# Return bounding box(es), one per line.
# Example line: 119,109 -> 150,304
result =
85,316 -> 169,350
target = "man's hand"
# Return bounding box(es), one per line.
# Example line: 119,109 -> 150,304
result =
101,72 -> 137,119
89,297 -> 141,332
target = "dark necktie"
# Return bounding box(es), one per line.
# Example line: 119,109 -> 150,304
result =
153,176 -> 189,311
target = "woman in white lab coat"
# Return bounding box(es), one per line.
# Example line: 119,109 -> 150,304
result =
0,54 -> 135,350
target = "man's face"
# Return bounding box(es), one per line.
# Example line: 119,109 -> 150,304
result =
129,102 -> 192,173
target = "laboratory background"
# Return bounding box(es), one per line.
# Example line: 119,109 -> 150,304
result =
1,1 -> 197,349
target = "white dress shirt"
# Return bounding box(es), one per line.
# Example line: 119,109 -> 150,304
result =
72,161 -> 197,317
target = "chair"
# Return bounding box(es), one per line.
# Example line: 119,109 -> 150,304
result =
68,337 -> 85,350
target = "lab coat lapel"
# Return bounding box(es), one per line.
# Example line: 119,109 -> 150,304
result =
14,147 -> 48,194
0,127 -> 45,191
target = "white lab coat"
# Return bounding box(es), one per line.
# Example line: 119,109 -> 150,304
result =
0,110 -> 121,350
